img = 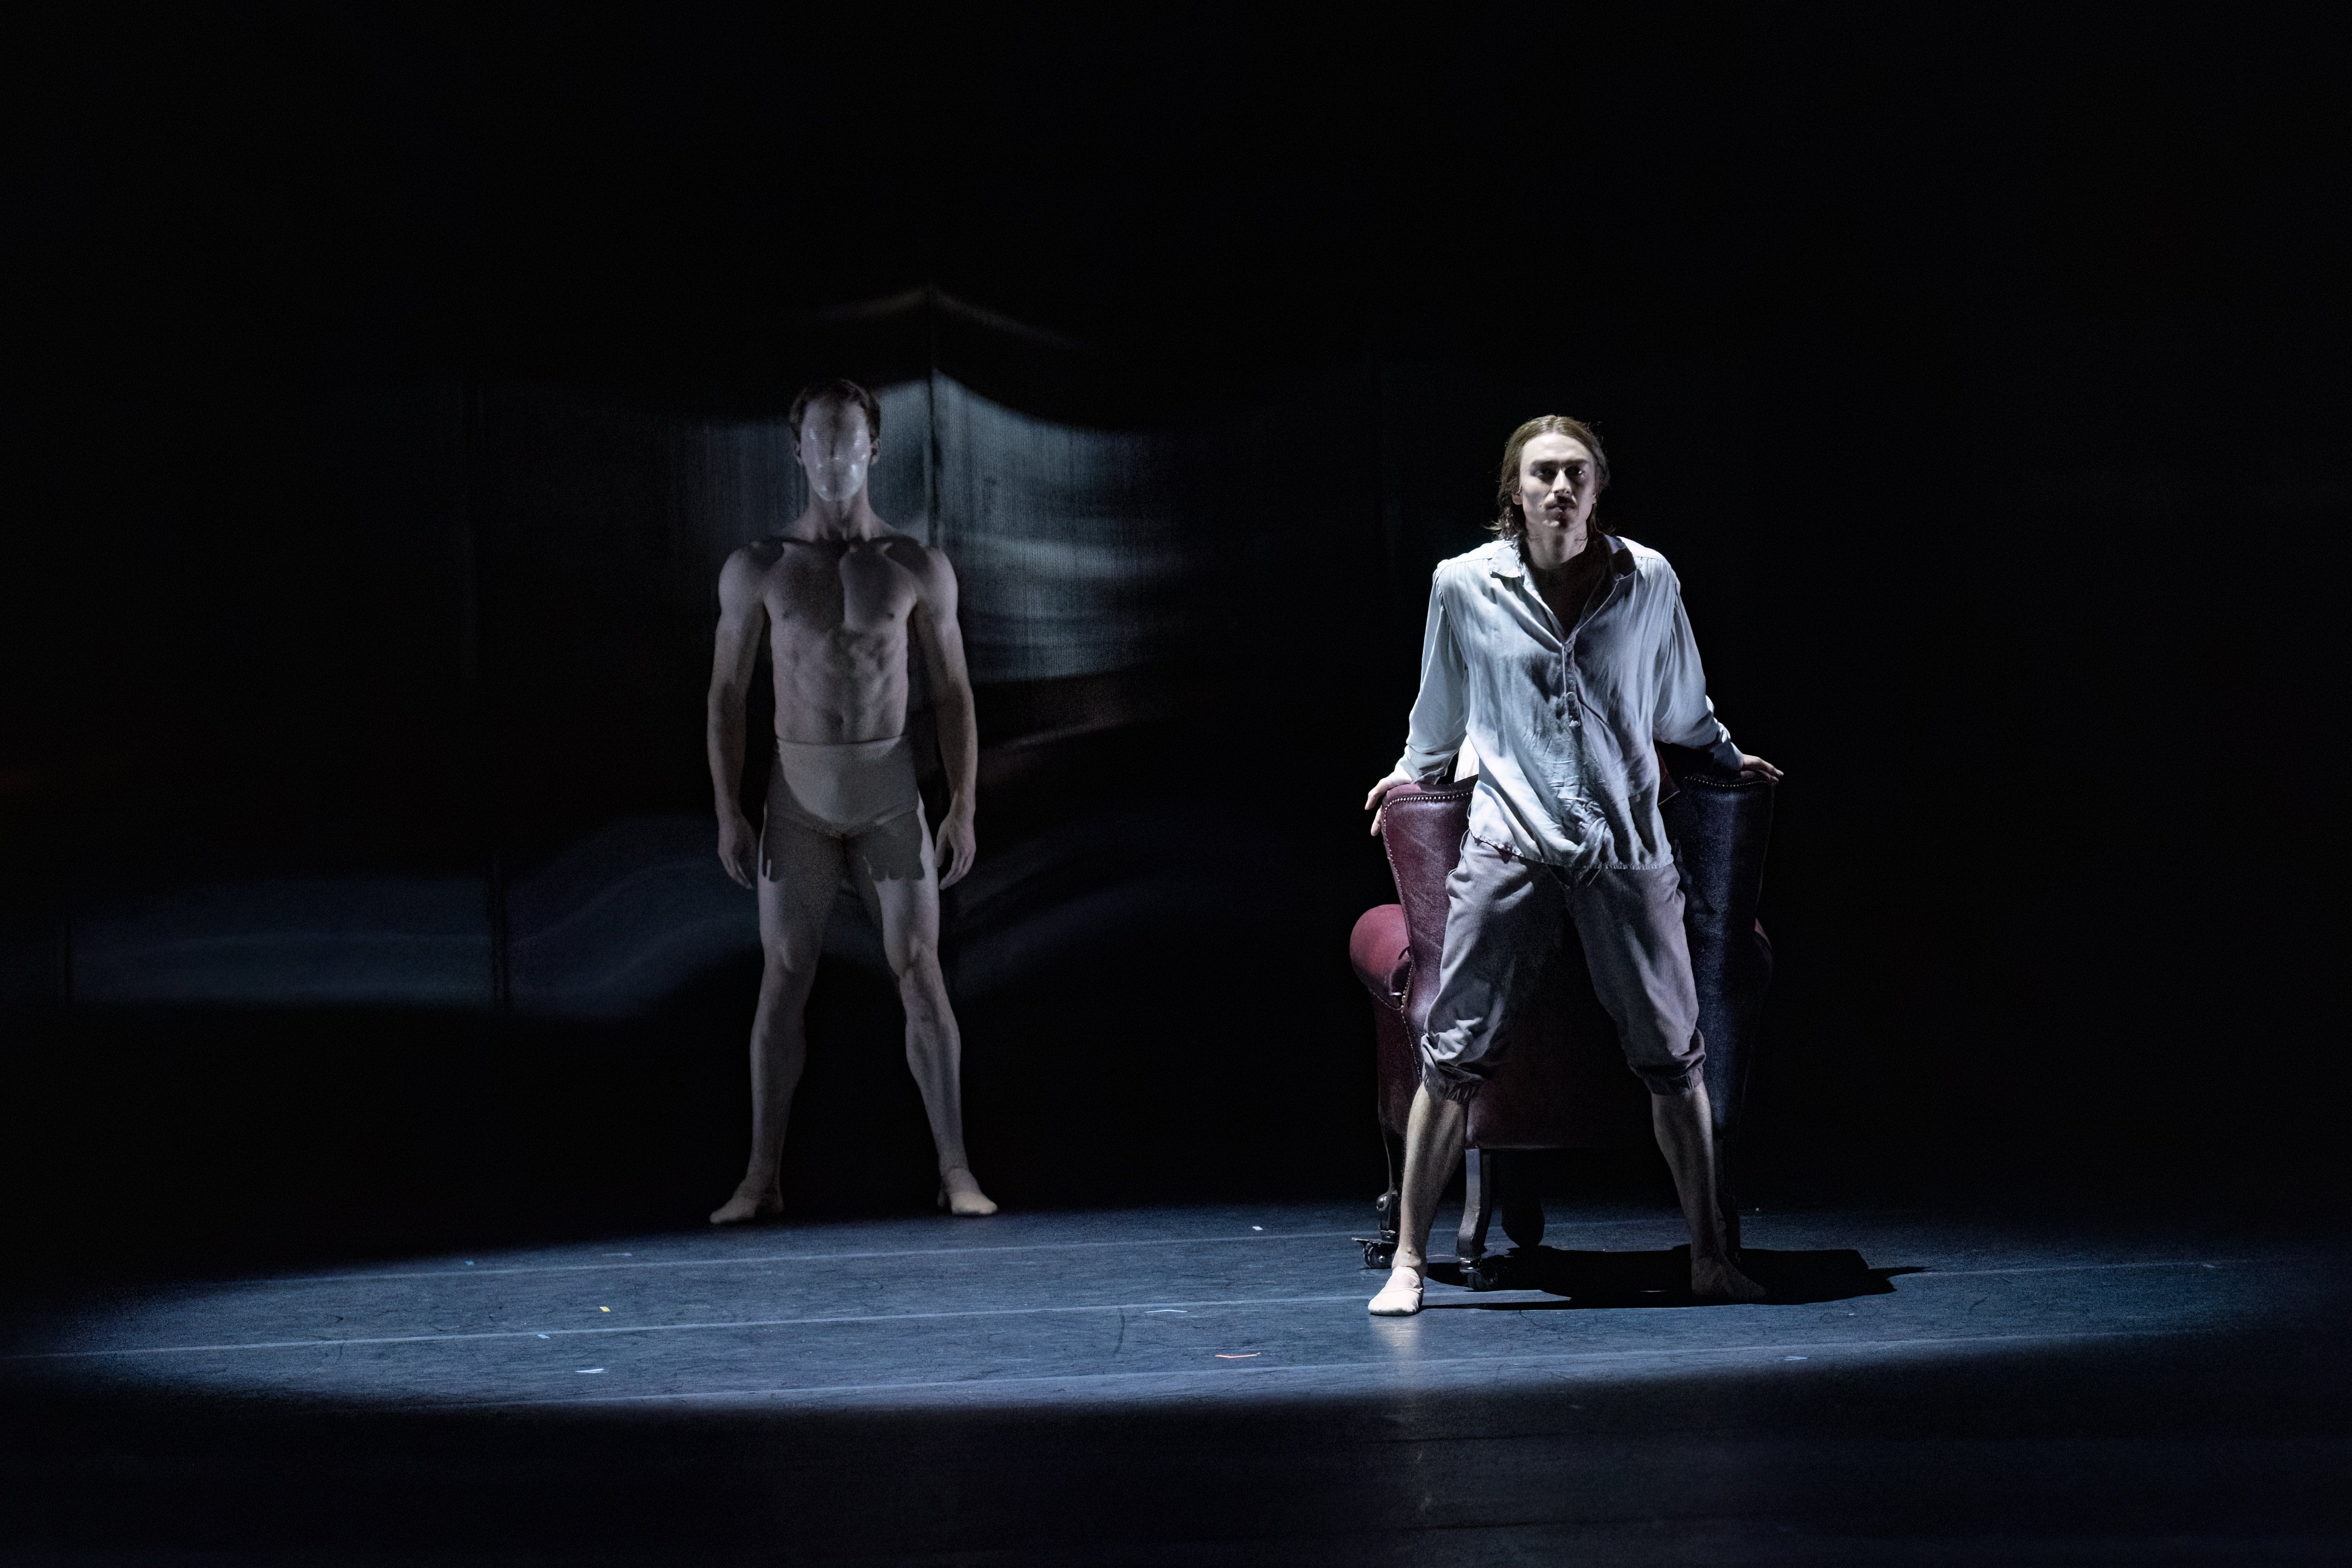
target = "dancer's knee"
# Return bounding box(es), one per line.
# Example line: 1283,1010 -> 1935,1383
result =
1630,1025 -> 1706,1096
760,946 -> 819,1001
1419,1015 -> 1497,1105
890,937 -> 945,989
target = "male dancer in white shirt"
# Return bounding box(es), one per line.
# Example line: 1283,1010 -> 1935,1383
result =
1363,416 -> 1777,1312
706,379 -> 995,1222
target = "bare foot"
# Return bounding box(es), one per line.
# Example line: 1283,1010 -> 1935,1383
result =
939,1167 -> 997,1217
709,1180 -> 783,1226
1692,1255 -> 1767,1302
1368,1264 -> 1425,1316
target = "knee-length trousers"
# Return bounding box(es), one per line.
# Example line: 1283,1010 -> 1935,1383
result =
1419,836 -> 1706,1102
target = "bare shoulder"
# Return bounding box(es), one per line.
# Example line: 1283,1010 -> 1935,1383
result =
723,536 -> 789,580
716,538 -> 786,614
880,532 -> 958,596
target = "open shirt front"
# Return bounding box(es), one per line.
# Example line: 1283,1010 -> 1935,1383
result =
1393,534 -> 1745,873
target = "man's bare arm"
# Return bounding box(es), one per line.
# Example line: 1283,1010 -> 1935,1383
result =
709,550 -> 769,889
911,548 -> 979,888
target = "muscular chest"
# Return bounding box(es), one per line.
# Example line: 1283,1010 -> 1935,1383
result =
766,544 -> 917,641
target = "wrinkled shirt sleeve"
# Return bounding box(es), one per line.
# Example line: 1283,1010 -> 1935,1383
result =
1653,575 -> 1747,776
1396,569 -> 1469,783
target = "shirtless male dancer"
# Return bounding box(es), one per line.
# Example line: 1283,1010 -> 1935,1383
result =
707,378 -> 995,1222
1363,416 -> 1778,1312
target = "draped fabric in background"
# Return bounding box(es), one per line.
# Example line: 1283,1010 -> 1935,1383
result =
38,357 -> 1379,1020
4,2 -> 2339,1230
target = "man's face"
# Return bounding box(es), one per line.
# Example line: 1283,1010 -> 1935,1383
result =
1517,433 -> 1599,539
796,400 -> 874,504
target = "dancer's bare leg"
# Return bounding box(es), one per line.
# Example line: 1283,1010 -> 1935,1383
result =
1651,1080 -> 1765,1300
858,810 -> 995,1216
1370,1084 -> 1467,1314
711,817 -> 841,1225
899,941 -> 993,1214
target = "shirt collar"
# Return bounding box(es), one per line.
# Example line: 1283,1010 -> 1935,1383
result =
1487,533 -> 1633,580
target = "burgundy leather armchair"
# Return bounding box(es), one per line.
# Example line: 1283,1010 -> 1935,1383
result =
1348,750 -> 1776,1279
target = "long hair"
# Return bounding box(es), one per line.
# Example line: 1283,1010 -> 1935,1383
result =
1490,415 -> 1610,539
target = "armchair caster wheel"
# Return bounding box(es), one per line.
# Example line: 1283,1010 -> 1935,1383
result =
1362,1185 -> 1402,1269
1463,1253 -> 1518,1292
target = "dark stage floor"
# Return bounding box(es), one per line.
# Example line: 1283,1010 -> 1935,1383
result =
4,1194 -> 2347,1564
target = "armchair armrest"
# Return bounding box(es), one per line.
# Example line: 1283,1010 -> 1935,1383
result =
1349,904 -> 1411,1006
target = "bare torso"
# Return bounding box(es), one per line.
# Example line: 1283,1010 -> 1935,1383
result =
710,498 -> 976,866
704,390 -> 994,1226
736,530 -> 938,743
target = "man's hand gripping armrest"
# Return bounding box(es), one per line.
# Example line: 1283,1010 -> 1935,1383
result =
1364,768 -> 1416,837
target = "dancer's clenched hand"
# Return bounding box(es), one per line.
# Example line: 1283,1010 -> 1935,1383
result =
936,806 -> 977,888
1364,769 -> 1413,836
718,810 -> 759,889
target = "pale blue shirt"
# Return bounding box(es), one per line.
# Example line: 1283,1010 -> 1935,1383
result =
1394,534 -> 1745,872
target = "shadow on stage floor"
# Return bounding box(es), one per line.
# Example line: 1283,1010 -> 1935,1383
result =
3,1195 -> 2347,1566
1425,1244 -> 1919,1307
